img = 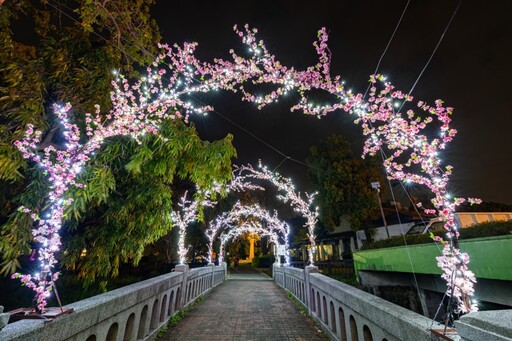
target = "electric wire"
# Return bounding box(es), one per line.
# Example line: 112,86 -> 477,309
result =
363,0 -> 412,100
397,0 -> 463,113
370,0 -> 465,327
273,156 -> 291,172
46,0 -> 308,172
400,0 -> 465,325
430,288 -> 450,329
48,0 -> 442,244
47,1 -> 463,310
357,0 -> 426,319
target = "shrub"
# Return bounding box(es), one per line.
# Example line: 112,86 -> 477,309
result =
251,255 -> 275,268
362,220 -> 512,250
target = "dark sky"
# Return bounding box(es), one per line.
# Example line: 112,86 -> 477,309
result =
151,1 -> 512,205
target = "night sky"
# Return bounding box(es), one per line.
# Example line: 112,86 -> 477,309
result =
151,1 -> 512,205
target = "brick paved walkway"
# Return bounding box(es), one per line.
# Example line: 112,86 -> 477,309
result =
161,266 -> 328,341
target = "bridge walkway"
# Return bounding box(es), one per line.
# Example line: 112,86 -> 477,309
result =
161,263 -> 328,341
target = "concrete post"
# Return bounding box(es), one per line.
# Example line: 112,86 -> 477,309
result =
222,261 -> 228,279
283,264 -> 287,289
456,310 -> 512,341
208,262 -> 215,290
302,246 -> 307,265
418,289 -> 429,318
319,242 -> 325,261
305,265 -> 319,316
351,235 -> 358,251
174,264 -> 189,309
0,306 -> 9,331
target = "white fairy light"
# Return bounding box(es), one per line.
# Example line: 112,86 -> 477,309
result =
211,202 -> 290,265
234,164 -> 318,265
13,23 -> 479,314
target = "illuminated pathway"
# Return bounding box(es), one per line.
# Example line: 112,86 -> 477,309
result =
161,264 -> 328,341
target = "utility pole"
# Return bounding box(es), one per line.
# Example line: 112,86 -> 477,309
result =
371,182 -> 390,239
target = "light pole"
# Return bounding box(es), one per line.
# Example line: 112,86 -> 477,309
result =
371,181 -> 390,239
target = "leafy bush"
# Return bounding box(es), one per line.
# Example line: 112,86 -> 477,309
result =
251,255 -> 275,268
325,274 -> 360,287
362,221 -> 512,250
458,220 -> 512,239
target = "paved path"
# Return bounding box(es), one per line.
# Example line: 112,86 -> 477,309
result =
161,265 -> 328,341
227,263 -> 273,281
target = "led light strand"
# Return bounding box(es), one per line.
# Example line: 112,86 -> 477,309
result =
213,202 -> 290,265
14,24 -> 478,313
234,163 -> 319,265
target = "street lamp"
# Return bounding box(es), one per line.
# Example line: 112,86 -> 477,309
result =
371,181 -> 390,239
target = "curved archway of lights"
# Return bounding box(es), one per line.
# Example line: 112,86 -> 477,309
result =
171,175 -> 262,265
234,163 -> 319,265
219,224 -> 279,265
14,24 -> 477,313
211,202 -> 290,265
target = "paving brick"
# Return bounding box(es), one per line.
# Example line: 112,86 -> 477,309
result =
161,266 -> 328,341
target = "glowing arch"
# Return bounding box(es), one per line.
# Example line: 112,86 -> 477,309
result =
234,164 -> 319,265
13,24 -> 477,313
210,202 -> 290,265
171,176 -> 262,264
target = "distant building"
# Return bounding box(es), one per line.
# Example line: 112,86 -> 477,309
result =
291,208 -> 434,264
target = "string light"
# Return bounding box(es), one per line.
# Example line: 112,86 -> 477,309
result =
13,23 -> 479,313
171,174 -> 263,264
211,202 -> 290,265
234,163 -> 318,265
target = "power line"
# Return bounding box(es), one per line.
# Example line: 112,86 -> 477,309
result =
398,0 -> 463,113
210,108 -> 314,170
45,0 -> 461,199
363,0 -> 412,99
45,0 -> 309,171
373,0 -> 464,327
365,0 -> 464,220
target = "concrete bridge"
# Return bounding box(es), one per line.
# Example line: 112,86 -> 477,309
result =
1,263 -> 511,341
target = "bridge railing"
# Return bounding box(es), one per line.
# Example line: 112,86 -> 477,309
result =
274,264 -> 512,341
274,264 -> 446,341
1,263 -> 226,341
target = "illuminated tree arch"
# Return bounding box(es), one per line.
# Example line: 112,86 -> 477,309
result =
212,202 -> 290,265
219,223 -> 278,264
14,24 -> 477,313
171,176 -> 261,265
171,192 -> 212,265
174,166 -> 306,267
234,164 -> 319,265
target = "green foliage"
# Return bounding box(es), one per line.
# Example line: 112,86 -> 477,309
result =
0,168 -> 48,274
286,291 -> 308,315
251,254 -> 275,268
306,134 -> 384,230
226,235 -> 249,260
324,274 -> 359,287
456,220 -> 512,239
0,0 -> 162,180
0,0 -> 237,288
61,121 -> 235,286
362,220 -> 512,250
168,310 -> 185,327
156,325 -> 169,338
165,296 -> 203,332
457,201 -> 512,212
0,0 -> 162,274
